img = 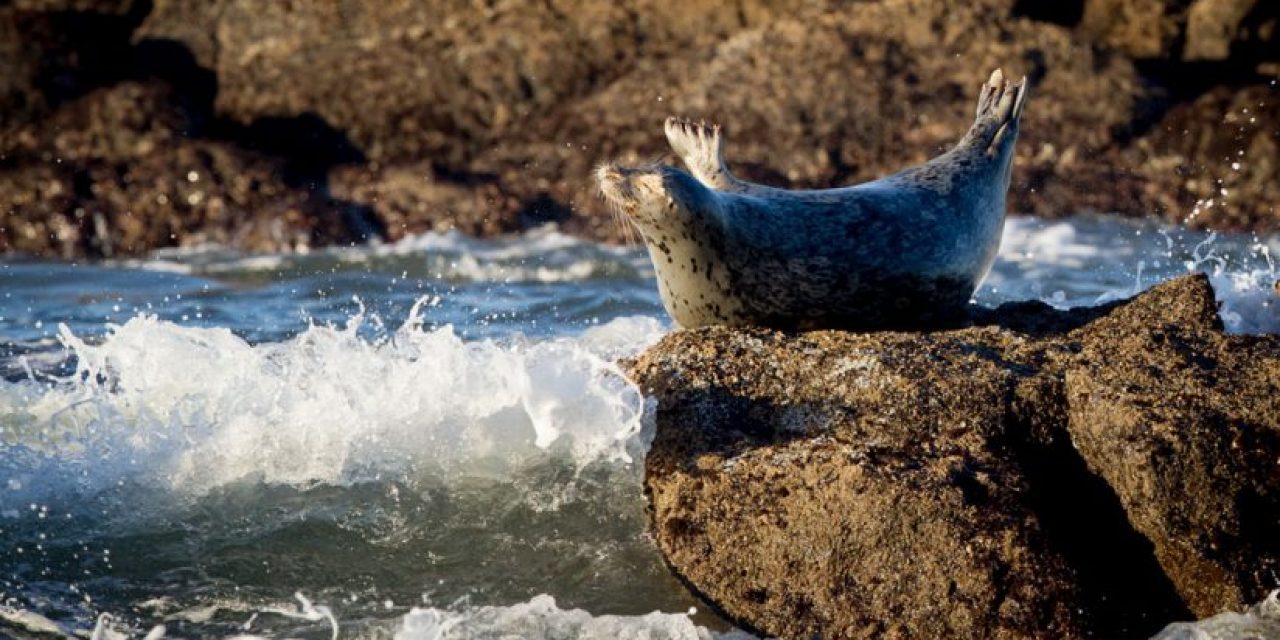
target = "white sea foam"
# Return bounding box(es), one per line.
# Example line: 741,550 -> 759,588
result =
72,594 -> 755,640
998,218 -> 1122,268
125,226 -> 652,284
28,589 -> 1280,640
392,595 -> 756,640
990,217 -> 1279,334
0,308 -> 666,505
372,226 -> 615,260
0,606 -> 67,636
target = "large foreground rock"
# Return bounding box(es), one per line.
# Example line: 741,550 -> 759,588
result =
630,275 -> 1280,639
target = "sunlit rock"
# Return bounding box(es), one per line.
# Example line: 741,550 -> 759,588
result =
632,275 -> 1280,639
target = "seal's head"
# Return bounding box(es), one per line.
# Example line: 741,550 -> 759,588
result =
596,163 -> 719,238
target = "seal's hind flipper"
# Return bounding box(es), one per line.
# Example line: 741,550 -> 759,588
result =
664,117 -> 734,191
968,69 -> 1028,157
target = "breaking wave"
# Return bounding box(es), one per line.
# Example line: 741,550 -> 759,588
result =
0,311 -> 665,505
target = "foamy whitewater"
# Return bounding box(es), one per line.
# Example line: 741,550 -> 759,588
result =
1,217 -> 1277,639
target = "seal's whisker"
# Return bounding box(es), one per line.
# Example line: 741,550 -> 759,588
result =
624,213 -> 642,246
606,198 -> 641,246
595,160 -> 645,246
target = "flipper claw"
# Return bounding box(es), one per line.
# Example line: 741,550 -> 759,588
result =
970,69 -> 1028,156
665,117 -> 732,191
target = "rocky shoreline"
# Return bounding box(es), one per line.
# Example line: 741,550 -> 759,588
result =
629,275 -> 1279,639
2,0 -> 1278,258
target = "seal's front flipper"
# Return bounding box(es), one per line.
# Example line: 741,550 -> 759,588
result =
967,69 -> 1028,157
664,117 -> 734,191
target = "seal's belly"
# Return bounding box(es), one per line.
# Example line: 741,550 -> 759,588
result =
657,246 -> 986,330
729,262 -> 975,329
657,191 -> 1004,330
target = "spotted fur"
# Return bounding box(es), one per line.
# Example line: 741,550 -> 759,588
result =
599,69 -> 1029,330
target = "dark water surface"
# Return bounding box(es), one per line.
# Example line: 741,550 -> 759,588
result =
0,217 -> 1277,639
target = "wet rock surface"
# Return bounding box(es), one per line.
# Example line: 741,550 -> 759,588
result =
629,275 -> 1280,639
2,1 -> 1279,257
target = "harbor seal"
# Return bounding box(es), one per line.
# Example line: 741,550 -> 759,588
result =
597,69 -> 1028,330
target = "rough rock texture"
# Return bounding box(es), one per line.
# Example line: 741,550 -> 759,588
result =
1124,84 -> 1280,230
135,0 -> 808,165
1082,0 -> 1276,62
633,328 -> 1095,638
1067,277 -> 1280,618
2,1 -> 1279,256
0,1 -> 144,132
0,82 -> 363,257
630,275 -> 1280,639
1184,0 -> 1264,61
1081,0 -> 1192,59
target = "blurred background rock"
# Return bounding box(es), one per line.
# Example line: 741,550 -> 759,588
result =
1,0 -> 1276,258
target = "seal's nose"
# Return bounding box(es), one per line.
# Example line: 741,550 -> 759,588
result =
596,164 -> 634,204
596,164 -> 624,186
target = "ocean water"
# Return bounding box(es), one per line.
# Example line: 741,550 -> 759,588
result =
0,216 -> 1277,639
